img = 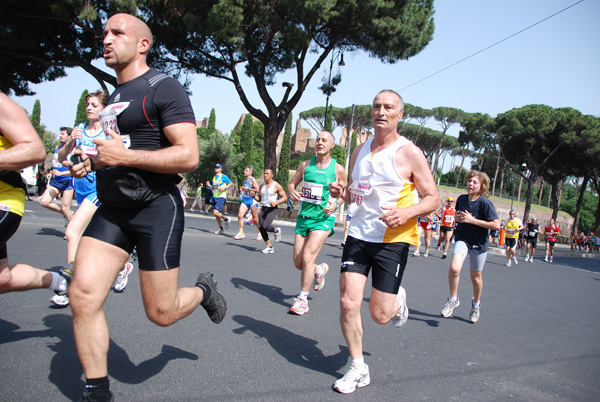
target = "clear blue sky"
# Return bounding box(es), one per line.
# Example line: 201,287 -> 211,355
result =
13,0 -> 599,161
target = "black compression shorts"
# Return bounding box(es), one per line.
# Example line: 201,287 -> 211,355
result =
83,185 -> 184,271
0,210 -> 22,260
340,236 -> 409,294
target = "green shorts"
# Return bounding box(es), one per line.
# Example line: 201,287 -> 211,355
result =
295,215 -> 335,237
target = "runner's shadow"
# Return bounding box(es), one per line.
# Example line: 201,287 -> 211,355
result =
404,309 -> 441,327
231,277 -> 294,307
1,315 -> 199,400
232,315 -> 358,378
225,242 -> 261,252
36,227 -> 65,238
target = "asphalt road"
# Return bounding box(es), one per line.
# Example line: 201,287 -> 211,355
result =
1,201 -> 599,401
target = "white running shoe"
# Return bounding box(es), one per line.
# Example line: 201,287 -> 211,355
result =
469,300 -> 480,324
441,297 -> 460,317
289,297 -> 309,315
333,363 -> 370,394
114,262 -> 134,292
261,246 -> 274,254
423,250 -> 429,258
506,261 -> 512,267
544,256 -> 548,262
233,232 -> 245,240
274,227 -> 282,243
525,255 -> 529,262
50,294 -> 69,306
513,257 -> 519,265
550,256 -> 553,263
255,234 -> 262,241
223,219 -> 230,229
392,286 -> 409,328
412,250 -> 420,257
313,263 -> 329,291
530,258 -> 534,263
214,229 -> 225,235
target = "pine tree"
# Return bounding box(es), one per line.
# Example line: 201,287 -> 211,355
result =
208,108 -> 216,132
74,89 -> 89,125
30,99 -> 43,139
277,113 -> 292,184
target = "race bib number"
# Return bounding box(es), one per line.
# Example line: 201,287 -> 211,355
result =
507,229 -> 516,236
99,102 -> 129,139
300,182 -> 323,204
349,181 -> 372,207
444,215 -> 454,223
242,189 -> 250,197
529,231 -> 537,237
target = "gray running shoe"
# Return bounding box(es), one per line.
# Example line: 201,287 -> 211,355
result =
223,218 -> 230,229
469,300 -> 480,323
441,297 -> 460,317
196,272 -> 227,324
312,263 -> 329,291
392,286 -> 409,328
274,227 -> 282,243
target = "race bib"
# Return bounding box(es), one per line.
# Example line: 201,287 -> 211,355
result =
529,231 -> 537,237
349,181 -> 372,207
300,182 -> 323,204
99,102 -> 129,139
444,215 -> 454,223
242,189 -> 250,197
507,229 -> 516,236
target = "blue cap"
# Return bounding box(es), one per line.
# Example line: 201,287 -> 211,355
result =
214,164 -> 222,168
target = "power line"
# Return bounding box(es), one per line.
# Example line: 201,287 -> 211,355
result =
400,0 -> 584,91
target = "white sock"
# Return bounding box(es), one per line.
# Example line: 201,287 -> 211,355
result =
50,272 -> 66,292
449,296 -> 458,302
299,291 -> 309,299
351,357 -> 365,367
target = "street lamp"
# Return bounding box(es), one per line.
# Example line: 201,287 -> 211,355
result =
321,49 -> 345,130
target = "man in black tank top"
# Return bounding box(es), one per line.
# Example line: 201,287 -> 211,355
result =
66,14 -> 227,402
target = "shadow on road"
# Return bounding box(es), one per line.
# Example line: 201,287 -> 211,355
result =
232,314 -> 352,378
231,277 -> 296,308
0,315 -> 198,400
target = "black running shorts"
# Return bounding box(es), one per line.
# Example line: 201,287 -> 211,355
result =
340,236 -> 409,294
83,185 -> 183,270
0,210 -> 22,260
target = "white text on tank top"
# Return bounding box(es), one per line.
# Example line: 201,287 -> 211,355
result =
261,181 -> 278,207
347,136 -> 420,244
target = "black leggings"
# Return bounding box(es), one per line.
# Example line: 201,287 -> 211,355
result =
259,206 -> 278,241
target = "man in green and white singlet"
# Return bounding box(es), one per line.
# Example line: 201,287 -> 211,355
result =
287,131 -> 347,316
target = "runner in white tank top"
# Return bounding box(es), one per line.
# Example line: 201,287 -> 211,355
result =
329,90 -> 439,394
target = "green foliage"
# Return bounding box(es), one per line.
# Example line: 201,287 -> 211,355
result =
30,100 -> 43,138
235,114 -> 254,184
208,108 -> 216,132
290,153 -> 314,170
186,131 -> 242,190
277,113 -> 292,185
559,182 -> 597,233
41,128 -> 58,155
331,144 -> 346,164
74,89 -> 89,125
251,120 -> 265,174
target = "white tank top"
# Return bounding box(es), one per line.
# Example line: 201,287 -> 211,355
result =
347,136 -> 420,244
261,181 -> 278,207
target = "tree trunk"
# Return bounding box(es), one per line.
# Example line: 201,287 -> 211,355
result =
558,180 -> 564,208
517,177 -> 523,202
523,176 -> 535,223
550,182 -> 560,220
499,167 -> 505,198
538,179 -> 543,205
492,156 -> 500,196
572,173 -> 590,233
455,150 -> 466,188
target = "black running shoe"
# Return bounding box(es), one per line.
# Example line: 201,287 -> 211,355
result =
79,389 -> 114,402
196,272 -> 227,324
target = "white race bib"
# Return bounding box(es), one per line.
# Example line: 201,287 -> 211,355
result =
300,182 -> 323,204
